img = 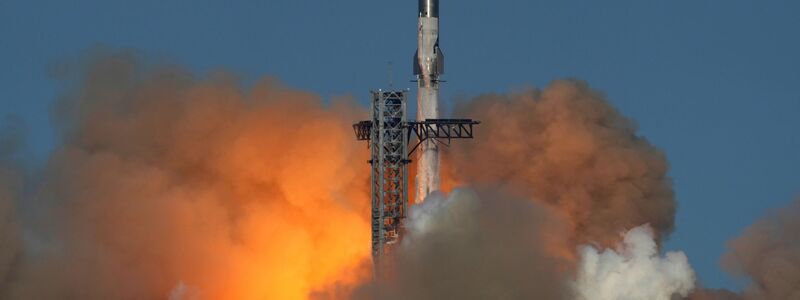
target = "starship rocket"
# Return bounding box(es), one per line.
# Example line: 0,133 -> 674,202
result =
414,0 -> 444,203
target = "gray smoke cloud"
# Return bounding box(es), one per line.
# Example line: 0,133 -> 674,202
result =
350,191 -> 697,300
350,189 -> 574,300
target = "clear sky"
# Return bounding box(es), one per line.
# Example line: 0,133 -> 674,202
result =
1,0 -> 798,291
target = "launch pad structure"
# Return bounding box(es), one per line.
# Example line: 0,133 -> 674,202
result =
352,0 -> 478,278
353,90 -> 479,276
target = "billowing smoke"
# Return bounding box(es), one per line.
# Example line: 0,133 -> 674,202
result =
352,192 -> 697,300
351,189 -> 573,300
446,80 -> 676,249
364,80 -> 691,299
1,53 -> 372,299
7,51 -> 794,300
724,198 -> 800,300
688,198 -> 800,300
574,225 -> 695,300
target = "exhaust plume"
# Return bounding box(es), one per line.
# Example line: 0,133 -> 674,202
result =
352,192 -> 696,300
574,225 -> 696,300
0,52 -> 749,300
1,53 -> 372,299
351,188 -> 573,300
330,78 -> 685,299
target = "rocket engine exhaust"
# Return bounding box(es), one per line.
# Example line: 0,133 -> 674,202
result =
414,0 -> 444,203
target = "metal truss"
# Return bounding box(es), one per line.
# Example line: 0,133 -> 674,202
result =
353,90 -> 479,278
354,118 -> 479,155
406,118 -> 479,154
366,90 -> 409,276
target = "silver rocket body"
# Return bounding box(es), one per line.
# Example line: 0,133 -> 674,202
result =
414,0 -> 444,203
414,0 -> 443,77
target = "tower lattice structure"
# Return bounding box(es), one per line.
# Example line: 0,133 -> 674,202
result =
354,89 -> 479,277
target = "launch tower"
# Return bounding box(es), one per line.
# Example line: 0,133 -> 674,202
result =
353,90 -> 478,276
354,91 -> 409,276
353,0 -> 478,279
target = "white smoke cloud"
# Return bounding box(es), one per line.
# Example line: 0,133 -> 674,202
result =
573,225 -> 696,300
403,191 -> 457,240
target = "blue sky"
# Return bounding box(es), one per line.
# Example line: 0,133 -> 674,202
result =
1,0 -> 798,291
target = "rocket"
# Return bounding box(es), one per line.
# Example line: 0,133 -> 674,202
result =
413,0 -> 443,203
414,0 -> 444,78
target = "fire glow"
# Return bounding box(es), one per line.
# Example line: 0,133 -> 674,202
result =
0,49 -> 797,300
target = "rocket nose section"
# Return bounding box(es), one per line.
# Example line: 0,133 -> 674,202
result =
419,0 -> 439,18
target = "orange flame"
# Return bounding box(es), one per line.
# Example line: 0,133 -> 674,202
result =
5,56 -> 373,300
